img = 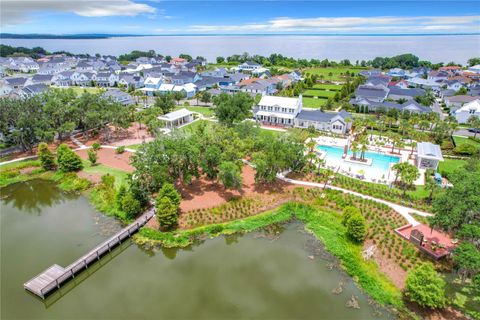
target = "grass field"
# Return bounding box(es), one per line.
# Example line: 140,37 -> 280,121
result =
302,97 -> 328,109
452,135 -> 480,147
57,86 -> 105,95
303,89 -> 336,98
312,84 -> 342,91
183,106 -> 215,117
438,158 -> 467,177
303,67 -> 367,82
82,162 -> 129,187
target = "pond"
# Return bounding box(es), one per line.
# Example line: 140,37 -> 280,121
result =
1,180 -> 395,319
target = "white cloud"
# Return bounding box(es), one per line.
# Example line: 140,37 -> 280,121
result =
187,15 -> 480,34
1,0 -> 156,26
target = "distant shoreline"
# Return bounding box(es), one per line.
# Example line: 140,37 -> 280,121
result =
2,33 -> 480,39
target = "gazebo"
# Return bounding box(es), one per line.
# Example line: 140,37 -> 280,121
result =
157,108 -> 194,129
416,142 -> 444,170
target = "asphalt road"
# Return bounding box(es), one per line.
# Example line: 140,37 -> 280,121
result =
453,128 -> 478,137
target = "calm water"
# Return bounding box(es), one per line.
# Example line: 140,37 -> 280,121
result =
2,35 -> 479,64
1,180 -> 394,319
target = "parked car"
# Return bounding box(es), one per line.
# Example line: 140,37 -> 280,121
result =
468,128 -> 480,133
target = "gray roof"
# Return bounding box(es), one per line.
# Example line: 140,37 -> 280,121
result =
242,61 -> 261,66
388,86 -> 425,98
5,77 -> 27,86
417,142 -> 443,160
355,85 -> 389,99
22,83 -> 48,95
32,74 -> 54,82
296,110 -> 350,123
351,98 -> 431,113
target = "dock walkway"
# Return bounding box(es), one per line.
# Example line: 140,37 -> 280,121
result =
24,208 -> 155,299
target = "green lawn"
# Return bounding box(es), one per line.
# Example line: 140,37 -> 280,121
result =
452,135 -> 480,147
312,84 -> 342,91
183,106 -> 215,117
59,86 -> 105,95
81,162 -> 129,187
303,67 -> 367,82
438,158 -> 467,177
179,119 -> 209,133
303,89 -> 336,98
302,97 -> 328,109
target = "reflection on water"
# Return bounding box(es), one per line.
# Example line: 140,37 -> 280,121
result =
2,180 -> 396,319
0,179 -> 77,214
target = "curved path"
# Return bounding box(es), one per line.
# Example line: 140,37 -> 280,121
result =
277,172 -> 432,227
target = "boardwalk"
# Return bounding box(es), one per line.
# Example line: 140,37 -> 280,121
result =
24,208 -> 155,299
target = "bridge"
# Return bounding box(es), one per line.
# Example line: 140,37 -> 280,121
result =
24,208 -> 155,299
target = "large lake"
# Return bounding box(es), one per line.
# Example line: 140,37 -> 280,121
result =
2,35 -> 479,64
0,180 -> 394,319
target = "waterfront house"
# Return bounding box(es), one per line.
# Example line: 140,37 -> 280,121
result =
238,61 -> 262,72
453,99 -> 480,123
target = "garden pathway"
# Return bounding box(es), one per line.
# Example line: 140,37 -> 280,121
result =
277,171 -> 432,227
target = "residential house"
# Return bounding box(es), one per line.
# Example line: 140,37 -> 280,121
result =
157,108 -> 194,128
103,89 -> 135,106
96,72 -> 119,87
387,68 -> 406,78
468,65 -> 480,74
0,80 -> 13,97
119,74 -> 144,89
254,95 -> 302,126
76,61 -> 94,71
453,99 -> 480,123
294,109 -> 351,134
351,98 -> 431,114
5,77 -> 27,89
27,74 -> 55,86
55,71 -> 75,87
444,95 -> 479,109
387,87 -> 426,101
21,83 -> 49,97
171,57 -> 187,66
238,61 -> 262,72
289,70 -> 303,81
354,85 -> 389,102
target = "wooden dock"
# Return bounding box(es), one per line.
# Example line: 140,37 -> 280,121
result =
24,208 -> 155,299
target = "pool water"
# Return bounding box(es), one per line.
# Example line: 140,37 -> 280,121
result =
317,145 -> 400,177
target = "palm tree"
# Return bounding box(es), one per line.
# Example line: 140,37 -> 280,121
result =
425,175 -> 439,203
360,143 -> 368,161
351,141 -> 359,160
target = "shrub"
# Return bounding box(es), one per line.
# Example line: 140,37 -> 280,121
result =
155,197 -> 178,229
101,174 -> 115,189
92,142 -> 101,151
157,183 -> 181,207
405,263 -> 446,309
87,149 -> 98,165
56,144 -> 83,172
121,192 -> 142,219
342,206 -> 361,226
346,213 -> 367,243
37,142 -> 55,170
115,184 -> 127,208
183,101 -> 190,106
453,143 -> 478,156
116,146 -> 125,154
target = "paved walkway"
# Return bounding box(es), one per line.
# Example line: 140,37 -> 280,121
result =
277,172 -> 432,227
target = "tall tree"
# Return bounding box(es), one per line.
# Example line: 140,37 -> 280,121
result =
213,92 -> 254,126
405,263 -> 446,309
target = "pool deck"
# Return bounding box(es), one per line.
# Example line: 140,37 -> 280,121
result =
314,136 -> 425,185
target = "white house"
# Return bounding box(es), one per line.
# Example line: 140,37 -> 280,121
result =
254,95 -> 302,126
238,61 -> 262,72
416,142 -> 444,170
453,99 -> 480,123
468,65 -> 480,74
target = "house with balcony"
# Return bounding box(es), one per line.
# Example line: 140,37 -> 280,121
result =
254,95 -> 302,126
238,61 -> 262,72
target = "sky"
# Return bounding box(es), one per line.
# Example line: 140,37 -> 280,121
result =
1,1 -> 479,35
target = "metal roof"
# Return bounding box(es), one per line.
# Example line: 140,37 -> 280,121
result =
417,142 -> 443,161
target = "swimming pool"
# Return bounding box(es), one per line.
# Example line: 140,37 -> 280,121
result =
316,144 -> 400,177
